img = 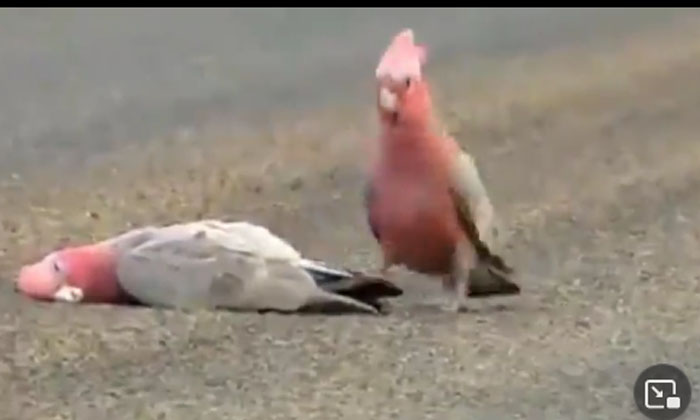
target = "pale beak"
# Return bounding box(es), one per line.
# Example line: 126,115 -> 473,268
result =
379,87 -> 397,112
53,285 -> 84,303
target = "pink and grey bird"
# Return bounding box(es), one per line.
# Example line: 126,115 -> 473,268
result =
15,220 -> 401,314
364,29 -> 519,312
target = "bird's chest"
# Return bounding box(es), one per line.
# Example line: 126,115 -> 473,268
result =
374,173 -> 457,229
373,146 -> 453,216
370,166 -> 461,274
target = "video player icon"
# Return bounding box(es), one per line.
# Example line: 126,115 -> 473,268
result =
634,363 -> 691,420
645,379 -> 681,410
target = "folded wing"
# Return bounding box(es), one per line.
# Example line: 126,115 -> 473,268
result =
448,148 -> 520,297
113,220 -> 381,313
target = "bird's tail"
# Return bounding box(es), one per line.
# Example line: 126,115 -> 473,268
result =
302,289 -> 382,315
299,259 -> 403,309
467,263 -> 520,298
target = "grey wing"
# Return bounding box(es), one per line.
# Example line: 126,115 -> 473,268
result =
449,151 -> 500,250
364,182 -> 381,242
115,232 -> 239,309
448,149 -> 516,279
115,226 -> 378,313
100,226 -> 160,252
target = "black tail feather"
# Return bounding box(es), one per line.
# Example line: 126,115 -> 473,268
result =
300,259 -> 403,304
467,264 -> 521,298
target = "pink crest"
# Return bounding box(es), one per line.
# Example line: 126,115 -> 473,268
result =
375,29 -> 427,81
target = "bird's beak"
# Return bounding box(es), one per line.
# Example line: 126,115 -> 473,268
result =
379,87 -> 397,112
53,285 -> 84,303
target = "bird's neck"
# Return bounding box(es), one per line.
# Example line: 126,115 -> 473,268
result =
66,245 -> 125,302
380,128 -> 445,171
380,116 -> 434,140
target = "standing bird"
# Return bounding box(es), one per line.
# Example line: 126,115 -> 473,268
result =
364,29 -> 519,312
15,220 -> 402,314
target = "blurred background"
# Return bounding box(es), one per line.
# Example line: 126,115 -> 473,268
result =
0,8 -> 692,174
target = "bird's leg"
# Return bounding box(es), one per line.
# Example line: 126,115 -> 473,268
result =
374,255 -> 398,314
378,250 -> 396,281
440,275 -> 457,312
380,260 -> 393,277
442,240 -> 476,313
441,273 -> 467,313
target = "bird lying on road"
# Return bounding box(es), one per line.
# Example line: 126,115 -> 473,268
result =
15,220 -> 403,315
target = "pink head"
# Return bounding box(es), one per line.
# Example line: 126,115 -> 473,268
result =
15,244 -> 124,304
374,29 -> 432,128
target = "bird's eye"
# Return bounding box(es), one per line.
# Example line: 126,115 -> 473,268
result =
405,77 -> 412,88
52,260 -> 62,273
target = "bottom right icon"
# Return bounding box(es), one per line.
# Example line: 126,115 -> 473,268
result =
634,363 -> 692,420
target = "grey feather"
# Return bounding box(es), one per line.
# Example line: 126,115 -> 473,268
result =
449,150 -> 520,297
110,220 -> 386,314
450,151 -> 499,249
298,258 -> 402,310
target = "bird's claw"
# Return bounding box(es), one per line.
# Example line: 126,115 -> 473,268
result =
441,292 -> 469,313
442,302 -> 467,313
375,299 -> 394,315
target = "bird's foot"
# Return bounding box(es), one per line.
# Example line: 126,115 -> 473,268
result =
441,272 -> 469,313
441,296 -> 469,313
374,299 -> 394,315
378,262 -> 397,283
379,265 -> 390,278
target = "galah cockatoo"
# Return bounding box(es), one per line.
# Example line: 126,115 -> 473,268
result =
15,220 -> 402,314
365,29 -> 519,312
